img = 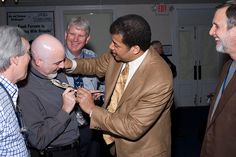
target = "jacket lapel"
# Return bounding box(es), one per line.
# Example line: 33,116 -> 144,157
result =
206,74 -> 225,128
209,74 -> 236,124
116,49 -> 152,109
207,60 -> 234,128
104,61 -> 123,108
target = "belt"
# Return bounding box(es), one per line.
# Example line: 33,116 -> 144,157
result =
29,141 -> 79,156
45,141 -> 79,152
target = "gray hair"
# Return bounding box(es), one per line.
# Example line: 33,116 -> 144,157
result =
0,25 -> 27,71
216,0 -> 236,29
66,16 -> 90,36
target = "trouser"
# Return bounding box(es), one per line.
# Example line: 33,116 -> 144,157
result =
29,141 -> 80,157
79,125 -> 105,157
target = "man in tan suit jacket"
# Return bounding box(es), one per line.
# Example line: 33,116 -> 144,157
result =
201,1 -> 236,157
66,14 -> 173,157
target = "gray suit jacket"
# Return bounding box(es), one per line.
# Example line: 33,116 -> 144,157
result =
73,47 -> 173,157
201,60 -> 236,157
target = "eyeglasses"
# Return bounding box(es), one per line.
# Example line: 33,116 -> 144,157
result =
51,79 -> 74,89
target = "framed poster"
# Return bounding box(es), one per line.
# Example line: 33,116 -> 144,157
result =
7,11 -> 55,41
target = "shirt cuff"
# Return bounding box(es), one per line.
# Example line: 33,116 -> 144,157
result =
66,59 -> 77,73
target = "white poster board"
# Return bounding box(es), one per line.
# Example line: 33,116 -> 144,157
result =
7,11 -> 55,41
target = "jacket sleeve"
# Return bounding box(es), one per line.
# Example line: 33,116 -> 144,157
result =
72,51 -> 111,78
90,75 -> 173,141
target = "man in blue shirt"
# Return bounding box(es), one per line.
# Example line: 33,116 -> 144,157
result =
64,16 -> 103,157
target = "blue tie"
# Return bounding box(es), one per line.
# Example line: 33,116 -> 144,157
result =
74,76 -> 84,88
73,76 -> 87,126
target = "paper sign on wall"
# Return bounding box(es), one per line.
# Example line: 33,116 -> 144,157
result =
7,11 -> 55,41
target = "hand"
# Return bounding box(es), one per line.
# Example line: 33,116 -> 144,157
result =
76,88 -> 95,114
62,87 -> 76,113
64,58 -> 73,69
90,90 -> 104,100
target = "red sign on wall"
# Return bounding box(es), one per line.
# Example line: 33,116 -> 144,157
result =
158,3 -> 167,13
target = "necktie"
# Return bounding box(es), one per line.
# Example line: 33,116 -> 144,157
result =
74,76 -> 87,126
74,76 -> 84,88
103,63 -> 129,144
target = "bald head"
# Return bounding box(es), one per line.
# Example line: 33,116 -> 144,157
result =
31,34 -> 65,79
31,34 -> 64,60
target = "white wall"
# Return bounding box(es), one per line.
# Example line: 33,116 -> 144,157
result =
1,4 -> 173,55
0,3 -> 217,56
0,3 -> 220,107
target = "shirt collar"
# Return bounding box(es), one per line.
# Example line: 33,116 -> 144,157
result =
65,47 -> 84,59
30,64 -> 49,80
231,60 -> 236,70
127,49 -> 149,71
0,75 -> 18,101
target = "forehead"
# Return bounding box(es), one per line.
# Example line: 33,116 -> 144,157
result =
112,33 -> 123,42
68,25 -> 86,33
213,7 -> 228,24
48,51 -> 65,63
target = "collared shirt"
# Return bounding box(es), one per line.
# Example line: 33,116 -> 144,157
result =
124,49 -> 149,89
65,47 -> 99,90
0,75 -> 28,157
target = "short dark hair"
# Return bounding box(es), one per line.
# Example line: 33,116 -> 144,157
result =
110,14 -> 151,51
216,0 -> 236,29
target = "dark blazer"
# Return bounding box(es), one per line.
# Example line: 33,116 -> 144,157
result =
73,47 -> 173,157
201,60 -> 236,157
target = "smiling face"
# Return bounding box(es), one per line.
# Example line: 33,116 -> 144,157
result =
65,24 -> 90,56
209,6 -> 236,58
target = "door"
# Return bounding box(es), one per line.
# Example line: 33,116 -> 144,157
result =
197,26 -> 219,106
175,25 -> 220,107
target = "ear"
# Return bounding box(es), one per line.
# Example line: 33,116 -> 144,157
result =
33,57 -> 43,67
64,31 -> 68,41
131,45 -> 141,55
10,56 -> 19,66
86,35 -> 91,44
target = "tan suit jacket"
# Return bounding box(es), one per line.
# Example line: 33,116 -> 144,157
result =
74,47 -> 173,157
201,60 -> 236,157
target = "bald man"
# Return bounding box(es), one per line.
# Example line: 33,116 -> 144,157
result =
18,34 -> 80,157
